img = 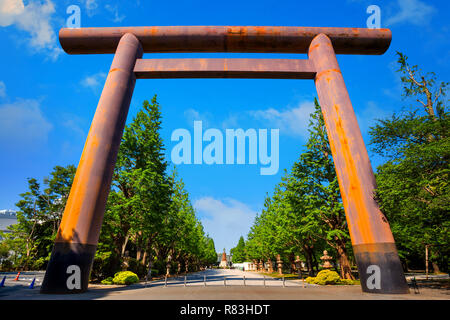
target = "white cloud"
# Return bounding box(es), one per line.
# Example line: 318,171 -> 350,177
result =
0,99 -> 53,149
184,108 -> 214,128
81,72 -> 107,92
0,0 -> 24,26
249,101 -> 315,139
105,4 -> 125,23
386,0 -> 435,26
82,0 -> 98,17
0,0 -> 62,60
194,197 -> 258,252
0,81 -> 6,98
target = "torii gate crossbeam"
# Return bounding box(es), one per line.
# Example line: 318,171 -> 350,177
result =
40,26 -> 410,294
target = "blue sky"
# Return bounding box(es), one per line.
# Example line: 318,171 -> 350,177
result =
0,0 -> 448,253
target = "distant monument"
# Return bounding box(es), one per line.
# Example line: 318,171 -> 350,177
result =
320,250 -> 333,269
219,249 -> 228,268
276,254 -> 283,275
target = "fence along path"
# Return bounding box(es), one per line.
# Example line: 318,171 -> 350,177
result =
147,268 -> 314,288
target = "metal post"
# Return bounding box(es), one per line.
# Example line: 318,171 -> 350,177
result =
308,33 -> 409,294
184,275 -> 187,287
243,275 -> 246,286
263,275 -> 266,287
283,276 -> 285,287
425,245 -> 429,280
40,33 -> 143,294
204,275 -> 206,287
224,276 -> 226,287
165,275 -> 167,287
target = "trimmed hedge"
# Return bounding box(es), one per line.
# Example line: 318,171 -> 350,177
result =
112,271 -> 139,285
305,270 -> 359,285
101,277 -> 114,285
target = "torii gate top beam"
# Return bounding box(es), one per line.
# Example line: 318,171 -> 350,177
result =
59,26 -> 391,55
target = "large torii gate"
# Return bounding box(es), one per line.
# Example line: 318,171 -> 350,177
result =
40,26 -> 410,294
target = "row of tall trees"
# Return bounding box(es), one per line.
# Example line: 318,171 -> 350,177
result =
0,96 -> 217,280
231,52 -> 449,277
238,99 -> 355,279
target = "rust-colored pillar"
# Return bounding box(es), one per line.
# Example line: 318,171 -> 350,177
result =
308,34 -> 409,294
41,33 -> 143,293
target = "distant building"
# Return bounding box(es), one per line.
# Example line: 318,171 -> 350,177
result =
216,250 -> 232,267
231,262 -> 252,271
0,210 -> 17,239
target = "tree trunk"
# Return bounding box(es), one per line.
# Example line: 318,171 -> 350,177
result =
430,248 -> 441,274
136,249 -> 141,262
120,234 -> 129,258
303,246 -> 314,276
146,255 -> 154,281
338,250 -> 354,280
335,240 -> 355,280
432,261 -> 441,274
141,250 -> 147,266
289,253 -> 295,274
312,252 -> 319,273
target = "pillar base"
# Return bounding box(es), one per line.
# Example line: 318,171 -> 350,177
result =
40,242 -> 96,294
354,242 -> 410,294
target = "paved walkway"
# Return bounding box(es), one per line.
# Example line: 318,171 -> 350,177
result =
0,269 -> 448,300
148,268 -> 313,288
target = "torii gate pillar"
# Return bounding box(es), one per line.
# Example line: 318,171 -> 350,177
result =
309,34 -> 408,293
40,33 -> 143,293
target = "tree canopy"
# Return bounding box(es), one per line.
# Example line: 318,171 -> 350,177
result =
1,96 -> 217,280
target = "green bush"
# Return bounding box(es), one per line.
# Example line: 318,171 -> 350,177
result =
112,271 -> 139,285
305,270 -> 342,285
101,277 -> 114,285
305,270 -> 359,285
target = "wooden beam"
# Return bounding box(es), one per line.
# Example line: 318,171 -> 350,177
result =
133,58 -> 316,79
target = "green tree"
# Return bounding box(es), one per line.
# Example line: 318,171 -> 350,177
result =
286,98 -> 354,279
0,165 -> 76,270
98,96 -> 173,278
96,96 -> 215,279
370,52 -> 449,272
230,236 -> 247,263
203,236 -> 218,266
245,99 -> 354,279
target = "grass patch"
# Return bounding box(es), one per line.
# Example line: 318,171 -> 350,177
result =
257,270 -> 361,285
260,272 -> 305,280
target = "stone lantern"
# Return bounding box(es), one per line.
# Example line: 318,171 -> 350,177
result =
267,258 -> 273,273
295,255 -> 302,278
166,254 -> 172,276
276,254 -> 283,275
320,250 -> 333,269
